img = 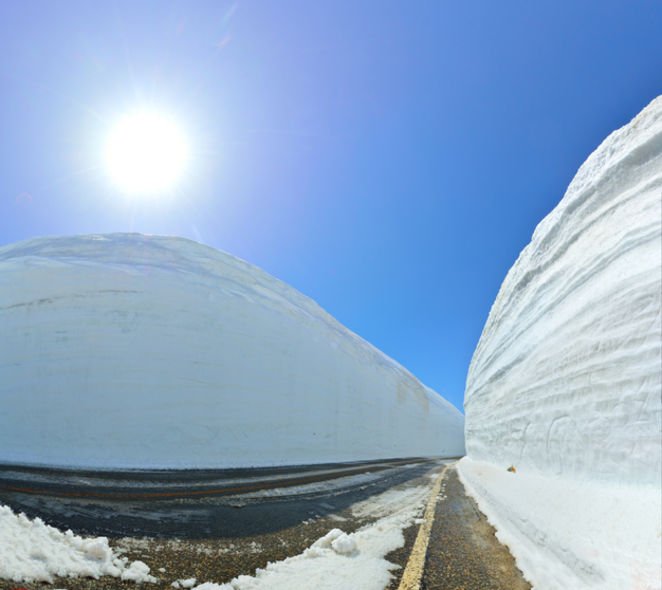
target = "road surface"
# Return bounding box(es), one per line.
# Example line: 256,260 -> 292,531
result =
0,460 -> 530,590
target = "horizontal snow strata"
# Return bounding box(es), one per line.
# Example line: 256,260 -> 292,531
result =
465,96 -> 662,485
0,234 -> 464,469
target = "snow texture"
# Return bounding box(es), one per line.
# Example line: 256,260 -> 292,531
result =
0,233 -> 463,469
465,96 -> 662,484
462,97 -> 662,589
189,483 -> 430,590
458,458 -> 661,590
0,503 -> 156,583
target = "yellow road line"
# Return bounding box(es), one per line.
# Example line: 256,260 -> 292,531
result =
397,464 -> 449,590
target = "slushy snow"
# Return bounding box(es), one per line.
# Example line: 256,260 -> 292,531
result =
461,97 -> 662,589
0,234 -> 464,469
0,503 -> 156,583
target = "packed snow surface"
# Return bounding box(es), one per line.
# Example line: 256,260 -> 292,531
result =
0,503 -> 156,583
0,234 -> 463,469
465,96 -> 662,484
462,97 -> 662,589
458,458 -> 661,590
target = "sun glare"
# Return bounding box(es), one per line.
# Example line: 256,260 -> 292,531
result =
104,109 -> 189,196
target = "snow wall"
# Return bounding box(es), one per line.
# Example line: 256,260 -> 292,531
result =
0,234 -> 464,469
464,97 -> 662,485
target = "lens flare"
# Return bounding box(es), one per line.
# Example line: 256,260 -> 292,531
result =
104,109 -> 189,196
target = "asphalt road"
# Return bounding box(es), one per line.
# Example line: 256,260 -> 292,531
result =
0,458 -> 439,538
0,460 -> 531,590
0,457 -> 438,501
0,460 -> 441,590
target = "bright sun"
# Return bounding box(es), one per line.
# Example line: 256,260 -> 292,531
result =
104,109 -> 189,196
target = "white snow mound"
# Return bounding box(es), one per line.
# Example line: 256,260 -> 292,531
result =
0,503 -> 156,583
0,234 -> 464,469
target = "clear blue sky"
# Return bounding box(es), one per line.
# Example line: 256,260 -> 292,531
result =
1,1 -> 660,411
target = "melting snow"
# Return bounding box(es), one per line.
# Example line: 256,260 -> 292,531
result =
188,482 -> 432,590
0,504 -> 156,584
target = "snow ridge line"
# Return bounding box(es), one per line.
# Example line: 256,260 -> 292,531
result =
397,464 -> 449,590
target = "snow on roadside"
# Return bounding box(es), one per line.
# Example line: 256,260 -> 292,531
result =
0,503 -> 157,584
172,579 -> 198,588
350,482 -> 430,520
457,458 -> 662,590
190,483 -> 431,590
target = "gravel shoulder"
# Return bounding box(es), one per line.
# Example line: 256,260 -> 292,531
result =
421,466 -> 531,590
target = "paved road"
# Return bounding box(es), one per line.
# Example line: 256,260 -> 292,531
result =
0,461 -> 530,590
0,457 -> 438,500
0,460 -> 441,590
0,459 -> 439,538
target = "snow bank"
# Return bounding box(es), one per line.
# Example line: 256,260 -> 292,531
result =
0,234 -> 464,469
0,503 -> 156,583
189,483 -> 430,590
466,96 -> 662,484
462,97 -> 662,589
457,458 -> 661,590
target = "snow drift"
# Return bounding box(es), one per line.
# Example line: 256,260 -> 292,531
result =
0,234 -> 464,469
460,97 -> 662,590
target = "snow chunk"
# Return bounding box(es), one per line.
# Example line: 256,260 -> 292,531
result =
172,578 -> 197,588
122,560 -> 157,583
330,533 -> 357,556
0,503 -> 156,583
302,529 -> 356,557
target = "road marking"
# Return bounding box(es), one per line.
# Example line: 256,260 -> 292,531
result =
397,464 -> 449,590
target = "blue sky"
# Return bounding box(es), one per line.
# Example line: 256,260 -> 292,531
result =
1,1 -> 660,411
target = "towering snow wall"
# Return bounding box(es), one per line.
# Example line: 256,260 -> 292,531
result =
0,234 -> 464,469
465,96 -> 662,485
